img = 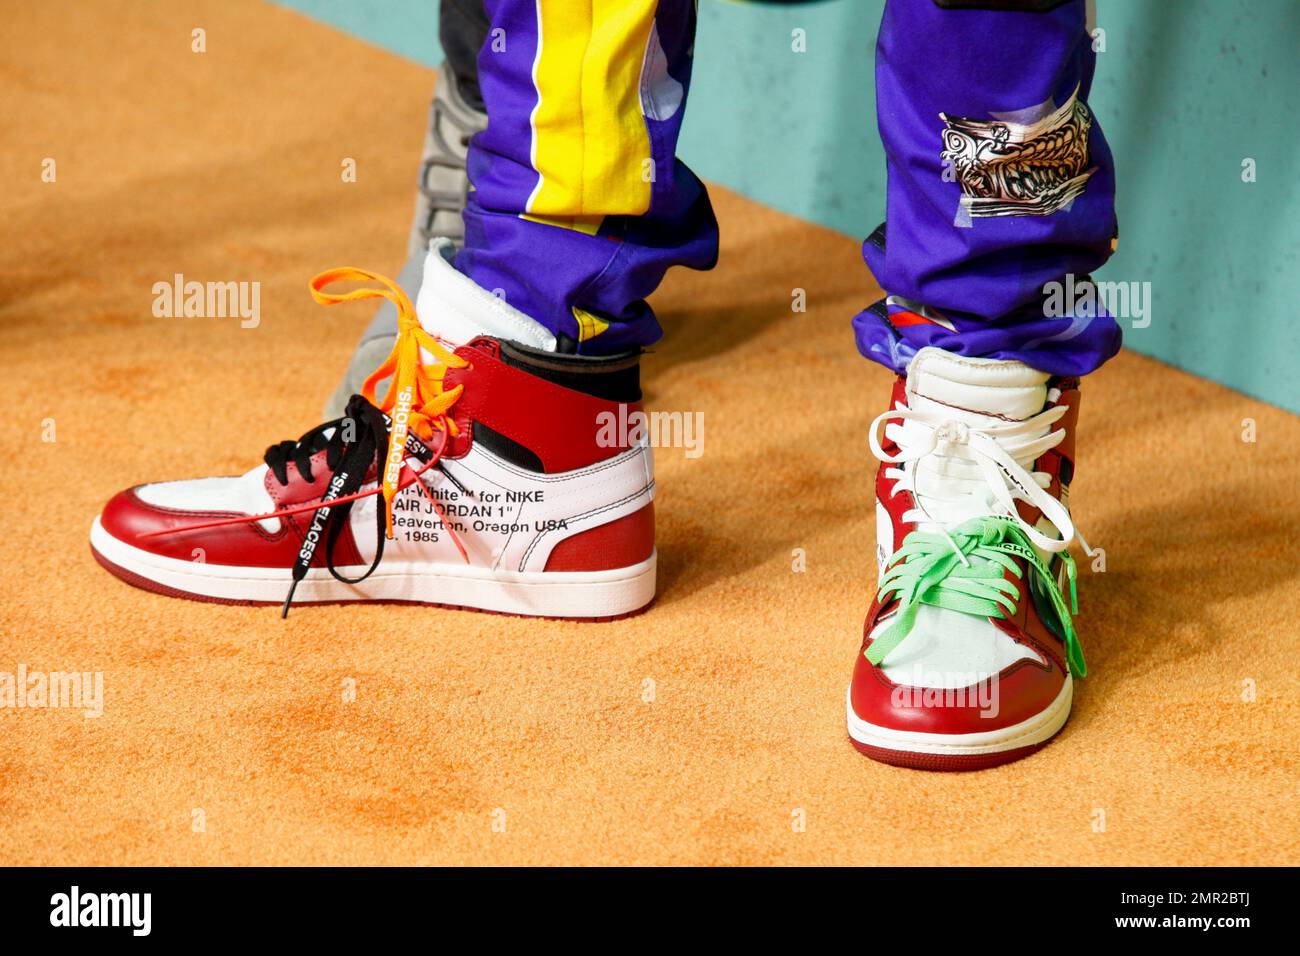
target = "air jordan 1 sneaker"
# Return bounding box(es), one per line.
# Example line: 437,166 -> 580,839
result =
847,345 -> 1090,770
91,240 -> 656,619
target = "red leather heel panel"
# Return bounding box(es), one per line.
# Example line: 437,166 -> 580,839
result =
446,340 -> 641,473
544,503 -> 654,572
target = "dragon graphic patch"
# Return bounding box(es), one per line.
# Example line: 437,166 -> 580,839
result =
940,84 -> 1095,223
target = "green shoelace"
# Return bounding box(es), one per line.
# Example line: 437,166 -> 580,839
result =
866,515 -> 1087,679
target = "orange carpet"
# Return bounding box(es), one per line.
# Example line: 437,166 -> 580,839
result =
1,0 -> 1296,866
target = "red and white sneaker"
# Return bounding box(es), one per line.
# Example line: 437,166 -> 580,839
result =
847,347 -> 1090,770
90,241 -> 656,619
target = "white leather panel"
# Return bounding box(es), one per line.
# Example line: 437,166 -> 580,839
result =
349,441 -> 655,572
135,465 -> 280,533
872,604 -> 1043,689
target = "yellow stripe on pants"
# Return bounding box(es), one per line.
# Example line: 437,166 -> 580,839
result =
527,0 -> 658,219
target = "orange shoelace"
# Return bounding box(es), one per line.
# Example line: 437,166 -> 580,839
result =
309,267 -> 469,538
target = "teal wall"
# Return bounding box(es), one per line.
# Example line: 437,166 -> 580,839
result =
274,0 -> 1300,414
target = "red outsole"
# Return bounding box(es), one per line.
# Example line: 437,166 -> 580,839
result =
89,544 -> 654,623
847,718 -> 1067,772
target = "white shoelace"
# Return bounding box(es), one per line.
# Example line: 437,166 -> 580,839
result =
868,401 -> 1090,558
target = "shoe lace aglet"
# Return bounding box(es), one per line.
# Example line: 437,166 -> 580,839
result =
280,578 -> 300,620
939,526 -> 971,567
1075,527 -> 1097,559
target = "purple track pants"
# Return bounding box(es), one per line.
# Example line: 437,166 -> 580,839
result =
456,0 -> 1121,375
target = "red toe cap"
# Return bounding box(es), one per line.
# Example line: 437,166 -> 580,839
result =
99,486 -> 299,567
849,642 -> 1065,736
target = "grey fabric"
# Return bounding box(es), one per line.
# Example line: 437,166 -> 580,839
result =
323,62 -> 489,420
408,61 -> 488,258
439,0 -> 489,112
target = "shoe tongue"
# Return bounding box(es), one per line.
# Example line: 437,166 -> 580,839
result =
414,238 -> 557,351
905,347 -> 1049,424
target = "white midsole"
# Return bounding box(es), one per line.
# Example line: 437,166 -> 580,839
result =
90,517 -> 656,618
845,674 -> 1072,756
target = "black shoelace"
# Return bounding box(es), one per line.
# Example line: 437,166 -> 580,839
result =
264,394 -> 435,618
